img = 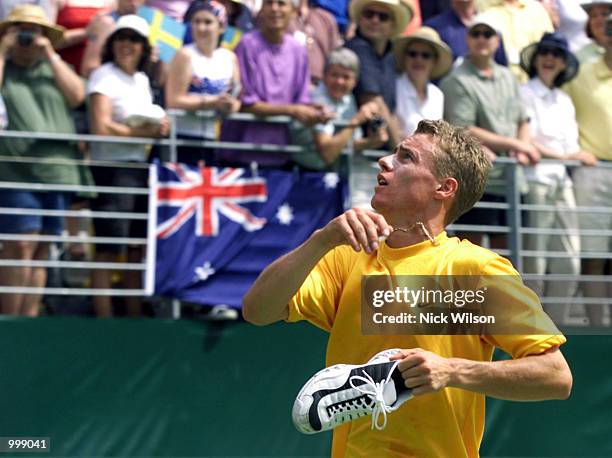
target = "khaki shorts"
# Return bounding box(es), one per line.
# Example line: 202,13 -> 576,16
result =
573,165 -> 612,253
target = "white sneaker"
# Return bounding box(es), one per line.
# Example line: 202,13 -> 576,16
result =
292,349 -> 412,434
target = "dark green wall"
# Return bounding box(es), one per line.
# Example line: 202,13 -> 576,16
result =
0,318 -> 609,457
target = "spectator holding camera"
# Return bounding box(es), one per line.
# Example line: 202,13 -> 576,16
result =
166,0 -> 240,165
345,0 -> 414,147
394,26 -> 452,137
87,15 -> 168,317
563,12 -> 612,326
290,47 -> 388,170
0,5 -> 85,316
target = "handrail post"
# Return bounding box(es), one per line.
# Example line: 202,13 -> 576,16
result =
506,161 -> 523,271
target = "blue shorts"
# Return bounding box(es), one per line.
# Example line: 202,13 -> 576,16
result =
0,190 -> 70,235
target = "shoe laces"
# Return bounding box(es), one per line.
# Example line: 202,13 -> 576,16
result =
349,361 -> 399,430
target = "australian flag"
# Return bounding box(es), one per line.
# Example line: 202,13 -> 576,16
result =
154,162 -> 346,308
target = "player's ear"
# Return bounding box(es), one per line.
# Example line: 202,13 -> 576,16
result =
434,177 -> 458,200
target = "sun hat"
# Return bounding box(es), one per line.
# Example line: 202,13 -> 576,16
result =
0,4 -> 65,47
580,0 -> 612,13
393,26 -> 453,79
519,32 -> 579,85
467,13 -> 500,34
350,0 -> 414,37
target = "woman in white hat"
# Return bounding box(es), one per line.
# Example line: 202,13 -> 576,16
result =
0,5 -> 85,317
87,14 -> 168,318
393,26 -> 452,137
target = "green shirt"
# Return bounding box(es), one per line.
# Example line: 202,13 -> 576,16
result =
0,59 -> 80,185
440,59 -> 528,195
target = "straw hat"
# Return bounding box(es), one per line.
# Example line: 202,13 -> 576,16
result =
580,0 -> 612,13
0,5 -> 65,47
350,0 -> 414,37
519,32 -> 579,85
393,27 -> 453,79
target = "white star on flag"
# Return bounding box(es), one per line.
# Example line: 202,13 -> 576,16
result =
323,173 -> 340,189
194,261 -> 215,282
276,203 -> 294,225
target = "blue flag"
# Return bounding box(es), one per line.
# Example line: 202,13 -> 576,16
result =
154,163 -> 346,308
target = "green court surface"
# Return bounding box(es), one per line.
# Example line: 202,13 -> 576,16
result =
0,317 -> 609,457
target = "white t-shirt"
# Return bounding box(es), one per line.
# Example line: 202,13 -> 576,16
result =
87,62 -> 154,161
395,74 -> 444,137
520,77 -> 580,185
177,44 -> 235,139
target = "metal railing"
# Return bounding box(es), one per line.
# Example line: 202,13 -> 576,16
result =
0,110 -> 610,324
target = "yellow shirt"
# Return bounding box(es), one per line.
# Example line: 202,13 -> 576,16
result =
481,0 -> 554,83
288,232 -> 565,458
563,58 -> 612,161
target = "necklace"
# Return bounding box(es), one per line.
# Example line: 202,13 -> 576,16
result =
390,222 -> 439,246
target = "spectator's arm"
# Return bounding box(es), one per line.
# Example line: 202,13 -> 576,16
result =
467,126 -> 521,153
165,49 -> 220,111
80,13 -> 114,78
56,28 -> 88,50
90,93 -> 164,137
38,36 -> 85,108
0,28 -> 17,89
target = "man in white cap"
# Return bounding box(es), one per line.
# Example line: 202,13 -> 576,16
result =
440,15 -> 540,249
345,0 -> 414,147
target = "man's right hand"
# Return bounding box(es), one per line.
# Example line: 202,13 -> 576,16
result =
353,101 -> 379,125
291,104 -> 331,126
511,139 -> 540,164
319,208 -> 392,254
0,28 -> 17,59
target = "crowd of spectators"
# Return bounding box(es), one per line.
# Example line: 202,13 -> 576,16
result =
0,0 -> 610,322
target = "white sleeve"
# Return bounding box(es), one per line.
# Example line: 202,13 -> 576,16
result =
87,65 -> 115,97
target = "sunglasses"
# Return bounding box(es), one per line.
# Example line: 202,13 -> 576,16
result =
469,29 -> 495,39
362,9 -> 392,22
114,31 -> 143,43
536,47 -> 565,58
405,50 -> 435,60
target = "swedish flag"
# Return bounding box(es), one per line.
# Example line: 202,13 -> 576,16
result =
138,6 -> 186,63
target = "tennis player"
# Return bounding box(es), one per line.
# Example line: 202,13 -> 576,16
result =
243,119 -> 572,457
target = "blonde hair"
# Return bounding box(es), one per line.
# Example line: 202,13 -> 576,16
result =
414,119 -> 491,225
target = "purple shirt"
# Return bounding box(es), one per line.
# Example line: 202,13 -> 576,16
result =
219,30 -> 311,166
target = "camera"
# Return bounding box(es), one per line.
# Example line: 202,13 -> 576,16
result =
17,30 -> 35,47
367,114 -> 386,132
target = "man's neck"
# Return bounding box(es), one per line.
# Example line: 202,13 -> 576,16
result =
371,37 -> 389,56
469,54 -> 494,73
385,220 -> 445,248
261,27 -> 285,45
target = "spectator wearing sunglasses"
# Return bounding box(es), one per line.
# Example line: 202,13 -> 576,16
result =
519,32 -> 593,325
474,1 -> 554,82
563,12 -> 612,326
440,15 -> 540,249
425,0 -> 508,67
393,26 -> 452,138
87,15 -> 169,317
345,0 -> 413,147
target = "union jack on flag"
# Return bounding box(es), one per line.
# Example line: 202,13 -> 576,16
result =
154,162 -> 346,308
156,163 -> 267,238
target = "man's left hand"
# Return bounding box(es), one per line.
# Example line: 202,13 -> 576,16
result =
390,348 -> 455,396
